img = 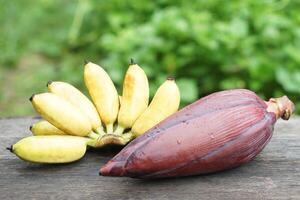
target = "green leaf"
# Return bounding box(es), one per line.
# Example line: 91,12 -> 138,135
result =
276,67 -> 300,94
177,78 -> 198,104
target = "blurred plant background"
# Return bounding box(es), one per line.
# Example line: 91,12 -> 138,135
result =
1,0 -> 300,117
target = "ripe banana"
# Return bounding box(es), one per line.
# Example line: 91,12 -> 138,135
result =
131,78 -> 180,137
84,62 -> 119,134
47,81 -> 104,134
7,136 -> 88,164
30,120 -> 65,136
115,60 -> 149,135
30,93 -> 98,138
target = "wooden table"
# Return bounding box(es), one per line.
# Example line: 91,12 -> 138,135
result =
0,117 -> 299,200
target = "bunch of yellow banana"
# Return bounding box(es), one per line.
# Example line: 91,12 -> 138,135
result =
8,59 -> 180,164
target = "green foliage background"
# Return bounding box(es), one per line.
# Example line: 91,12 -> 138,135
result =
1,0 -> 300,117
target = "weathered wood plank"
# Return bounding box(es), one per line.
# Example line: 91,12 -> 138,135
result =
0,117 -> 299,200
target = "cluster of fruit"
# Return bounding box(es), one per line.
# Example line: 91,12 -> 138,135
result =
8,60 -> 180,164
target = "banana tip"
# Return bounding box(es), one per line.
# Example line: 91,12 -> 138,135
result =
84,59 -> 89,65
29,94 -> 35,101
47,80 -> 53,87
167,76 -> 175,81
6,145 -> 13,153
29,125 -> 32,131
130,58 -> 136,65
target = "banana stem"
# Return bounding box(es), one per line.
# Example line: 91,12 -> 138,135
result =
86,132 -> 135,148
86,138 -> 97,148
95,127 -> 106,137
106,123 -> 114,134
114,125 -> 125,135
122,132 -> 134,143
87,131 -> 100,140
6,145 -> 13,153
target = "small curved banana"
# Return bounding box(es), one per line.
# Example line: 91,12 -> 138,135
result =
131,78 -> 180,137
7,136 -> 88,164
30,120 -> 65,136
115,60 -> 149,135
47,81 -> 103,134
30,93 -> 97,138
84,62 -> 119,134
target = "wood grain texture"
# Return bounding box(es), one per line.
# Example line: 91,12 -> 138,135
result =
0,117 -> 299,200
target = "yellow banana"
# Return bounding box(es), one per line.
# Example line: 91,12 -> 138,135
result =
30,120 -> 65,136
7,136 -> 88,164
131,77 -> 180,137
30,93 -> 98,138
47,81 -> 103,134
115,60 -> 149,135
84,62 -> 119,134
